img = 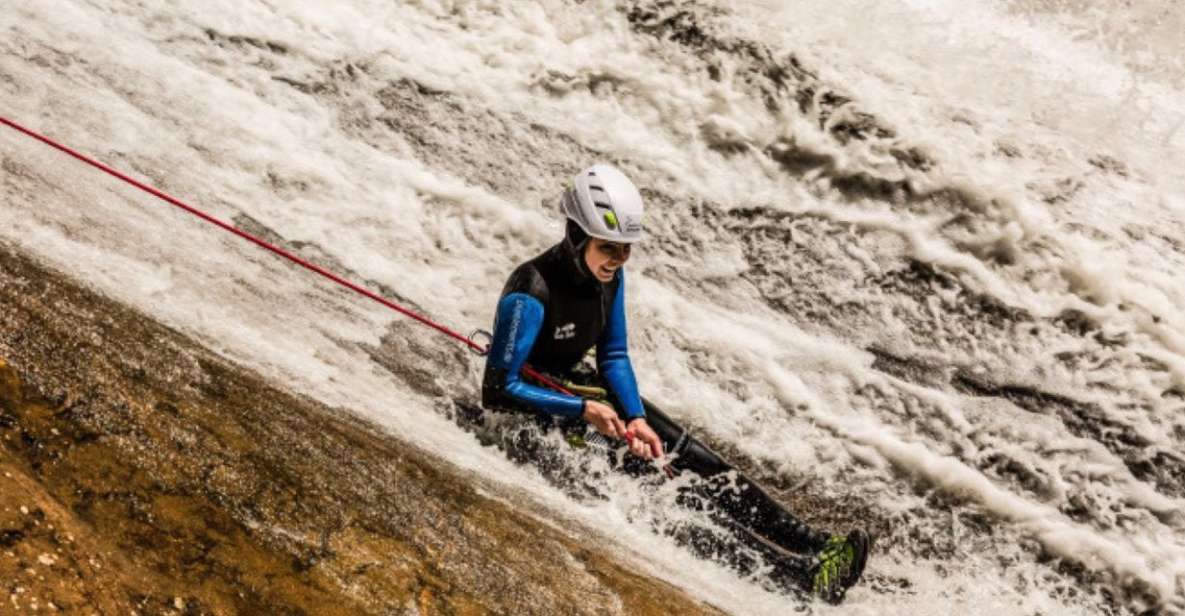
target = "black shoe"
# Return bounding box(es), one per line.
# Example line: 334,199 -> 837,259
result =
808,529 -> 871,604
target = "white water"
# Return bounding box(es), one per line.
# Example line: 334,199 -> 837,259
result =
2,1 -> 1184,613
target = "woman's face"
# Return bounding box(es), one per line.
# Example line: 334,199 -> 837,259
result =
584,238 -> 632,283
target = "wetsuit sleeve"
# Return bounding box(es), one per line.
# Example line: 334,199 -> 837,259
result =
486,292 -> 586,417
597,272 -> 645,419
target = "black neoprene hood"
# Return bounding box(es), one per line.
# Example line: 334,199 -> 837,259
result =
562,219 -> 597,285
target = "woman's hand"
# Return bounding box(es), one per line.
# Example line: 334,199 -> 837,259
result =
582,399 -> 627,439
626,418 -> 664,461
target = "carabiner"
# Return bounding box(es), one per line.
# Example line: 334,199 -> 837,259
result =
468,328 -> 493,356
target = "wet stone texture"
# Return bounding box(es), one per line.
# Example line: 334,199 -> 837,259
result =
0,242 -> 725,615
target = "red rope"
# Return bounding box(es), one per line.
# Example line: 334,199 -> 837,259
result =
0,115 -> 571,395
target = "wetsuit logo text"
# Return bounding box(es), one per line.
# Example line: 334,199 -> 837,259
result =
553,322 -> 575,340
503,300 -> 523,364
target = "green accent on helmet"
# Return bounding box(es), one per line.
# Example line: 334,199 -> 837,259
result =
603,211 -> 619,229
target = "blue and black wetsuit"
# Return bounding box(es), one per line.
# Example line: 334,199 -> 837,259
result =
481,222 -> 830,562
482,223 -> 642,420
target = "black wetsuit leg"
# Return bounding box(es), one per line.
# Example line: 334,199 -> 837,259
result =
637,399 -> 830,556
478,364 -> 828,581
549,366 -> 829,555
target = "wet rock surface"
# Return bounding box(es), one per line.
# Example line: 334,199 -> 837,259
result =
0,242 -> 724,615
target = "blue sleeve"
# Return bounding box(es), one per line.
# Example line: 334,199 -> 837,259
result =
597,272 -> 644,419
487,292 -> 586,417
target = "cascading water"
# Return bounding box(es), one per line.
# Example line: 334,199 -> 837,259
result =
2,1 -> 1182,613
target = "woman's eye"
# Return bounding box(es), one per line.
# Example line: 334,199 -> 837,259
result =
597,243 -> 630,259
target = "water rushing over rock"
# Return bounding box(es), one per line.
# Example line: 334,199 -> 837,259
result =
0,244 -> 721,615
2,0 -> 1184,613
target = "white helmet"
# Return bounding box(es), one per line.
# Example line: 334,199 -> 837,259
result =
561,164 -> 645,244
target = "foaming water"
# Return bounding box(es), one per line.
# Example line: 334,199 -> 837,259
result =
729,0 -> 1185,316
2,0 -> 1184,614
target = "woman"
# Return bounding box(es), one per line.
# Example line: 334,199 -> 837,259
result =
480,164 -> 869,603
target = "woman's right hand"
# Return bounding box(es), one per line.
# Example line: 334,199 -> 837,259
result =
582,399 -> 628,439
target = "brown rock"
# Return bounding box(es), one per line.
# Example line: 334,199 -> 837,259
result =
0,242 -> 724,615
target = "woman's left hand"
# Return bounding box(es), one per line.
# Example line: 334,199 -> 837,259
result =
626,418 -> 664,461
